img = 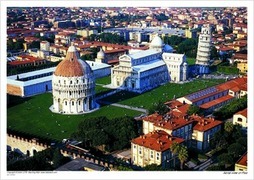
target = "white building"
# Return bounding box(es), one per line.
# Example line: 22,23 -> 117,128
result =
95,48 -> 105,63
162,53 -> 187,82
110,35 -> 187,93
233,108 -> 247,129
131,130 -> 184,168
7,50 -> 111,98
40,41 -> 50,51
111,49 -> 169,93
51,45 -> 96,114
195,24 -> 212,74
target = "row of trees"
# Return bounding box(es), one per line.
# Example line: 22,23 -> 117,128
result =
213,95 -> 247,120
7,148 -> 70,171
71,116 -> 138,152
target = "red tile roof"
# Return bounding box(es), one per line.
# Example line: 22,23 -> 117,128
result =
131,130 -> 184,152
236,152 -> 247,167
8,55 -> 44,66
200,95 -> 234,109
153,112 -> 193,131
191,115 -> 223,132
235,108 -> 247,118
216,77 -> 247,91
165,100 -> 184,109
143,113 -> 163,123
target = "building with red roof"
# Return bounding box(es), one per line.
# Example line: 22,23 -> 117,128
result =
177,77 -> 247,113
131,130 -> 184,168
233,108 -> 247,129
7,55 -> 48,69
235,152 -> 247,171
191,115 -> 223,150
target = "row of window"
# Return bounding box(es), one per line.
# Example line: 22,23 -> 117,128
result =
57,79 -> 92,85
134,145 -> 160,161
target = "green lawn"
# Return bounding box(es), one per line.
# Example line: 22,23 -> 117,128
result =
101,79 -> 225,109
7,78 -> 225,142
7,93 -> 140,141
95,75 -> 111,85
186,57 -> 196,65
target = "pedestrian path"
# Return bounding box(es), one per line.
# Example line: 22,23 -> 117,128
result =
98,100 -> 148,114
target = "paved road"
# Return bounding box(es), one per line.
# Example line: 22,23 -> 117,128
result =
193,158 -> 213,171
98,100 -> 148,114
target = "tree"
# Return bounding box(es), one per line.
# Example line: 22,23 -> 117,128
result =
148,101 -> 168,115
210,46 -> 219,60
187,105 -> 203,116
227,143 -> 245,159
144,163 -> 165,171
72,116 -> 138,152
217,153 -> 233,168
170,143 -> 188,170
178,145 -> 188,170
29,41 -> 40,49
170,142 -> 181,155
52,148 -> 65,169
117,165 -> 133,171
224,122 -> 234,133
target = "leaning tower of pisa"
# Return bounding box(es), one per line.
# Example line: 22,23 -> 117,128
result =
195,24 -> 212,74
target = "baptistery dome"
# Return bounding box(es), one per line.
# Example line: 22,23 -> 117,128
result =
51,44 -> 96,114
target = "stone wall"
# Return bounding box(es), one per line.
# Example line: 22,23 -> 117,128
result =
7,133 -> 50,156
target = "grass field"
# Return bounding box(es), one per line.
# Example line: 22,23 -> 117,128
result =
7,77 -> 225,142
7,93 -> 140,141
101,78 -> 225,109
186,57 -> 196,65
95,75 -> 111,85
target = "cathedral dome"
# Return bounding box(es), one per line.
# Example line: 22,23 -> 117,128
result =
150,35 -> 164,48
164,44 -> 173,53
54,45 -> 92,77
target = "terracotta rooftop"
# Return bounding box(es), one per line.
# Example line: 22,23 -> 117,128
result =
143,112 -> 163,123
235,108 -> 247,118
233,53 -> 247,60
54,45 -> 89,77
153,112 -> 193,131
165,100 -> 184,109
216,77 -> 247,91
191,115 -> 223,132
236,152 -> 247,167
8,55 -> 44,66
200,95 -> 234,109
131,130 -> 184,152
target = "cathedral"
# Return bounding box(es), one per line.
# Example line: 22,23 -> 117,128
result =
111,35 -> 188,93
51,44 -> 96,114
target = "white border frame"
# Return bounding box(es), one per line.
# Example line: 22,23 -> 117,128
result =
1,1 -> 253,180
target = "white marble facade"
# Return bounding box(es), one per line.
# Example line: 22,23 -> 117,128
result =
111,35 -> 188,93
51,45 -> 96,114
